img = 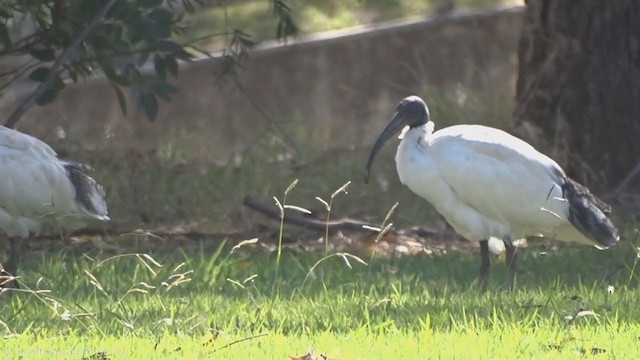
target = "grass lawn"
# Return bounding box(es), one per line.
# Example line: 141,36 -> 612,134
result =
2,227 -> 640,359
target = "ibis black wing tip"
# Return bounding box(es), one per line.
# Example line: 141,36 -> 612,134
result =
594,235 -> 620,250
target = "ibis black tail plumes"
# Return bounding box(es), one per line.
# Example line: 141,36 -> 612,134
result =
63,161 -> 109,221
562,177 -> 619,248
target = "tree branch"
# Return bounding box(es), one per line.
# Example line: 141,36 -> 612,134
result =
65,32 -> 231,67
0,30 -> 48,58
4,0 -> 118,129
0,58 -> 39,79
0,60 -> 41,95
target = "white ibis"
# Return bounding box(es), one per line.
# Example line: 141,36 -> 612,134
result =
0,126 -> 109,287
365,96 -> 619,291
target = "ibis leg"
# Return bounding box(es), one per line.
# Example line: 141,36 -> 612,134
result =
478,240 -> 491,293
2,237 -> 22,289
504,238 -> 518,291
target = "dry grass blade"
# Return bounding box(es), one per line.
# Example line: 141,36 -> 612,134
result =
162,270 -> 194,291
126,288 -> 149,295
231,238 -> 259,253
226,278 -> 245,289
139,254 -> 163,268
172,262 -> 186,273
285,179 -> 299,195
284,205 -> 313,214
137,282 -> 156,290
303,252 -> 368,285
331,181 -> 351,198
243,274 -> 258,283
362,225 -> 382,232
540,207 -> 563,220
84,270 -> 108,296
340,252 -> 367,266
338,253 -> 353,269
136,255 -> 158,276
374,223 -> 394,243
382,202 -> 399,225
273,196 -> 284,218
167,270 -> 194,280
96,253 -> 162,268
575,310 -> 599,318
315,196 -> 330,211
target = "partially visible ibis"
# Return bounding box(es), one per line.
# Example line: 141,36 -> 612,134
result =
0,126 -> 109,288
365,95 -> 619,291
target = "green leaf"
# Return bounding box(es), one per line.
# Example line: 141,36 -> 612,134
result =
153,40 -> 183,54
52,75 -> 65,91
151,81 -> 177,101
29,67 -> 50,82
113,85 -> 127,115
183,0 -> 195,13
277,17 -> 299,42
30,48 -> 56,62
272,0 -> 299,42
148,9 -> 172,28
0,23 -> 11,50
107,0 -> 130,19
164,55 -> 178,76
99,61 -> 130,87
138,0 -> 164,8
140,92 -> 158,121
137,51 -> 150,66
173,50 -> 193,62
154,54 -> 166,80
53,30 -> 72,48
140,18 -> 171,39
36,88 -> 57,105
67,68 -> 78,82
0,7 -> 11,18
98,61 -> 117,79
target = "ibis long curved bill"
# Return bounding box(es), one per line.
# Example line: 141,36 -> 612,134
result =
365,111 -> 407,184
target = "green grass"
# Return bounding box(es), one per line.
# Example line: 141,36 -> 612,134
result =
2,226 -> 640,358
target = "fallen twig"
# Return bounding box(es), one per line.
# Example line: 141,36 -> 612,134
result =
243,196 -> 383,233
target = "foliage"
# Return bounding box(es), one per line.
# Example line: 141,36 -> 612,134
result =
0,0 -> 298,123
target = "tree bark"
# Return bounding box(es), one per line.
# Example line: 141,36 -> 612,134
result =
514,0 -> 640,191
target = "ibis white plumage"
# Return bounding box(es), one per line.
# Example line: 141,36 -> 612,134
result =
365,96 -> 619,291
0,126 -> 109,287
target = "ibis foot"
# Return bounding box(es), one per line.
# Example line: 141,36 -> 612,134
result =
478,239 -> 491,293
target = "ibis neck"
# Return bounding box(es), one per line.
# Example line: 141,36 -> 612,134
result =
404,121 -> 434,139
398,121 -> 434,154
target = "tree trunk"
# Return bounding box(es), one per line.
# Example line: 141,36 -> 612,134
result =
514,0 -> 640,191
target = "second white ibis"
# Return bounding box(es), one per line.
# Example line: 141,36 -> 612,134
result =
365,96 -> 619,291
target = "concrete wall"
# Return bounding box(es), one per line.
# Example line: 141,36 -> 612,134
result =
0,6 -> 524,162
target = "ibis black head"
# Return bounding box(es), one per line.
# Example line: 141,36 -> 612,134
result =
364,96 -> 430,183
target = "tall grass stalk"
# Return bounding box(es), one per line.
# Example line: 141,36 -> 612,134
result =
273,179 -> 299,284
316,181 -> 352,256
